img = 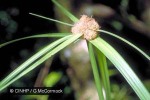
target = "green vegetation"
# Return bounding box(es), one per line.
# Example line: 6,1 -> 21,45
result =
0,0 -> 149,100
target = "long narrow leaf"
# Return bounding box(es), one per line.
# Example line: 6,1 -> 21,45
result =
95,48 -> 111,100
88,42 -> 104,100
0,35 -> 71,87
29,13 -> 73,26
98,29 -> 150,61
52,0 -> 79,22
0,34 -> 81,92
90,37 -> 150,100
0,33 -> 70,48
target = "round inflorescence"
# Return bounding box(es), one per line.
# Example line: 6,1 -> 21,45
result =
71,15 -> 100,40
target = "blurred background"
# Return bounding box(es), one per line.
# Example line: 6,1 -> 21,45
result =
0,0 -> 150,100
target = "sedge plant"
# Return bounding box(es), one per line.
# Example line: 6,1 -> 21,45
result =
0,0 -> 150,100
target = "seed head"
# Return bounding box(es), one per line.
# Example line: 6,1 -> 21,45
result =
71,15 -> 100,40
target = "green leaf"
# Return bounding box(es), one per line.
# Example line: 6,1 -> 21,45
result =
88,42 -> 104,100
0,34 -> 81,92
98,29 -> 150,61
52,0 -> 79,22
0,35 -> 71,88
90,37 -> 150,100
95,48 -> 111,100
43,72 -> 62,87
0,33 -> 70,48
29,13 -> 73,26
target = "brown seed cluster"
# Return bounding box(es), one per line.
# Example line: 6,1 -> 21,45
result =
71,15 -> 100,40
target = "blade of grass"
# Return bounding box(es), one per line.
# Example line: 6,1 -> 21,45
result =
88,42 -> 104,100
0,34 -> 82,92
52,0 -> 79,22
0,35 -> 72,87
95,48 -> 111,100
0,33 -> 70,48
90,37 -> 150,100
29,13 -> 73,26
98,29 -> 150,61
